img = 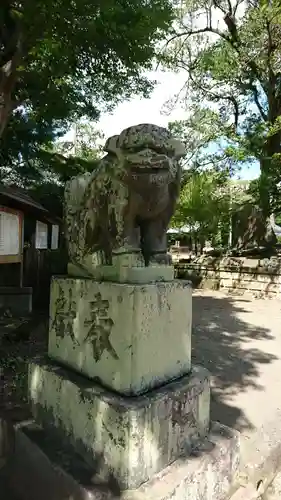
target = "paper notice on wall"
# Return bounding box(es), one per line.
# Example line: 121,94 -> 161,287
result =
51,224 -> 59,249
0,210 -> 20,256
35,221 -> 48,249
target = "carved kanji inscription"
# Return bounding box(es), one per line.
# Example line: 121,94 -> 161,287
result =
84,292 -> 118,362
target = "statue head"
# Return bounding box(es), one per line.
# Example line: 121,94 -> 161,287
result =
103,123 -> 185,188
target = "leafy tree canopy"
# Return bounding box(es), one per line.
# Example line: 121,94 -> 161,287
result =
1,0 -> 174,131
161,0 -> 281,216
168,108 -> 253,176
171,169 -> 261,248
171,169 -> 231,245
0,0 -> 174,194
15,121 -> 105,218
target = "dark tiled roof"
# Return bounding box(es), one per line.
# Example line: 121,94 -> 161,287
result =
0,184 -> 48,212
0,184 -> 61,224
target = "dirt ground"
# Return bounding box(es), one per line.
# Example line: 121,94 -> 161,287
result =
192,289 -> 281,445
1,289 -> 281,442
0,314 -> 48,423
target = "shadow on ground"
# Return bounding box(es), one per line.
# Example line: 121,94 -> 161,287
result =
192,293 -> 277,433
0,313 -> 49,423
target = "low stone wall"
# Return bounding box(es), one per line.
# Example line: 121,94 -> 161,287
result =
175,256 -> 281,297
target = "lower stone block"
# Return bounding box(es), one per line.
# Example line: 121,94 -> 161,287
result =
5,420 -> 240,500
28,357 -> 210,490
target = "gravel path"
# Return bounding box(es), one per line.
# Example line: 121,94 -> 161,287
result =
192,289 -> 281,446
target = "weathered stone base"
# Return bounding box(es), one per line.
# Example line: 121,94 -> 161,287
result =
48,277 -> 192,395
67,261 -> 175,283
28,357 -> 210,490
4,420 -> 240,500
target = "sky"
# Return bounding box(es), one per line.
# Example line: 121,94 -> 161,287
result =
65,68 -> 260,181
64,2 -> 260,181
97,70 -> 260,181
97,71 -> 187,136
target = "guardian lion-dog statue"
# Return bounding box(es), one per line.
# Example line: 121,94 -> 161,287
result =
64,123 -> 185,274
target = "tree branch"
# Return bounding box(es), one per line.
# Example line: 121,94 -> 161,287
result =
212,0 -> 229,16
220,6 -> 268,97
233,0 -> 244,15
164,3 -> 263,94
163,25 -> 231,53
189,70 -> 240,129
162,0 -> 268,128
251,83 -> 267,121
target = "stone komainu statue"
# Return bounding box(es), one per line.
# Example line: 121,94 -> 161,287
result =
64,123 -> 185,272
232,203 -> 277,251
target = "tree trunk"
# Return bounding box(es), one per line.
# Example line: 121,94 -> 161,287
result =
259,128 -> 281,218
0,55 -> 18,138
0,2 -> 21,139
259,158 -> 271,219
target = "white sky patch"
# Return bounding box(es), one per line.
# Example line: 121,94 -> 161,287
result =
99,70 -> 189,136
63,1 -> 259,180
63,70 -> 188,142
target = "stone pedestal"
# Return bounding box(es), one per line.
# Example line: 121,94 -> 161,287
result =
6,271 -> 240,500
29,358 -> 210,490
48,277 -> 192,395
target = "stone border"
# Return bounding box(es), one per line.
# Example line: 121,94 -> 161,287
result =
175,262 -> 281,297
4,419 -> 239,500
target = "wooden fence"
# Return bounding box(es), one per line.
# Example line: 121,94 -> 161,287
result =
23,247 -> 68,310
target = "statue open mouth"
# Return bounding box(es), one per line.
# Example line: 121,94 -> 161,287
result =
128,155 -> 172,175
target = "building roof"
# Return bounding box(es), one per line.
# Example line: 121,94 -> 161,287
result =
0,184 -> 48,212
0,184 -> 61,224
